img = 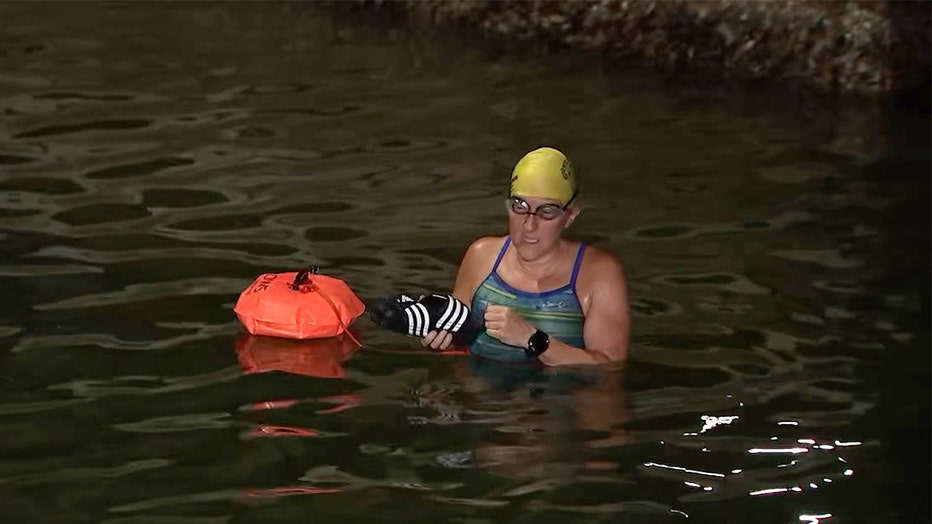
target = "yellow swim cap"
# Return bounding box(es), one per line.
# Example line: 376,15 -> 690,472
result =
509,147 -> 578,206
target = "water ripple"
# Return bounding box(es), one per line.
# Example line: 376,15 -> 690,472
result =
0,153 -> 38,165
112,412 -> 233,433
0,263 -> 103,276
24,245 -> 292,269
100,516 -> 231,524
83,157 -> 195,180
0,176 -> 85,194
627,211 -> 815,240
770,249 -> 865,269
36,278 -> 244,311
4,458 -> 171,486
11,321 -> 239,353
649,272 -> 770,295
34,91 -> 135,101
298,465 -> 463,493
48,366 -> 242,399
13,118 -> 153,138
0,398 -> 89,416
108,489 -> 242,513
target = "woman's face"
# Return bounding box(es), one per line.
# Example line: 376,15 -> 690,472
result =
506,195 -> 579,259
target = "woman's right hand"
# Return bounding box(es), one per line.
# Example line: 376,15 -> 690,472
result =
421,330 -> 454,350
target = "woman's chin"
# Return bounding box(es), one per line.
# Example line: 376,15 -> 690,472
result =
514,238 -> 549,258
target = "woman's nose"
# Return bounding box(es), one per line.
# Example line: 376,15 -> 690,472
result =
522,213 -> 538,231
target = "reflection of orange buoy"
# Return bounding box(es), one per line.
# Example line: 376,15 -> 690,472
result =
233,268 -> 365,340
234,330 -> 361,379
246,424 -> 319,438
240,486 -> 342,499
235,332 -> 363,438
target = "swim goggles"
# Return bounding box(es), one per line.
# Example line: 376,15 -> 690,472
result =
506,193 -> 576,221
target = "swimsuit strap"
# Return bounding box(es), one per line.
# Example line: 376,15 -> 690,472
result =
569,242 -> 587,288
491,236 -> 511,273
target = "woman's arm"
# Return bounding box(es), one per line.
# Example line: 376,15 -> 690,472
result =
538,250 -> 630,366
451,236 -> 500,304
422,236 -> 503,350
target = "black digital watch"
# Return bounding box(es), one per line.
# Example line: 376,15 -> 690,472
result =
525,330 -> 550,358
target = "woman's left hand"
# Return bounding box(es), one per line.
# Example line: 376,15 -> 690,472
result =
483,305 -> 536,348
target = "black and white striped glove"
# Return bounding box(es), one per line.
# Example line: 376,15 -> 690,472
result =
370,293 -> 479,345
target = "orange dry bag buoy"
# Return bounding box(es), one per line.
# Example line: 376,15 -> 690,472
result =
233,267 -> 365,340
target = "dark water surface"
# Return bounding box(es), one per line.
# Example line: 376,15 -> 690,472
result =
1,3 -> 929,524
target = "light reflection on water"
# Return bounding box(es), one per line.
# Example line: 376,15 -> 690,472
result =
0,2 -> 928,524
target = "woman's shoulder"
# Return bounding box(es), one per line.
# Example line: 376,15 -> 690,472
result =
576,242 -> 626,282
453,236 -> 508,301
465,235 -> 508,261
578,242 -> 621,263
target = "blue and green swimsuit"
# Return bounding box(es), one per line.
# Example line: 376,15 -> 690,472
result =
468,237 -> 587,363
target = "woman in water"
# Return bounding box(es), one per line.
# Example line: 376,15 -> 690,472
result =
423,147 -> 631,366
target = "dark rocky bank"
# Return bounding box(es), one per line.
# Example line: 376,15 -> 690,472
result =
319,0 -> 930,98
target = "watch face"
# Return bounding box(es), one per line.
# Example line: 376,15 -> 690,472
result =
527,330 -> 549,357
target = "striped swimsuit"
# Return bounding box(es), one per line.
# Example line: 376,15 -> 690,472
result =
468,237 -> 586,363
